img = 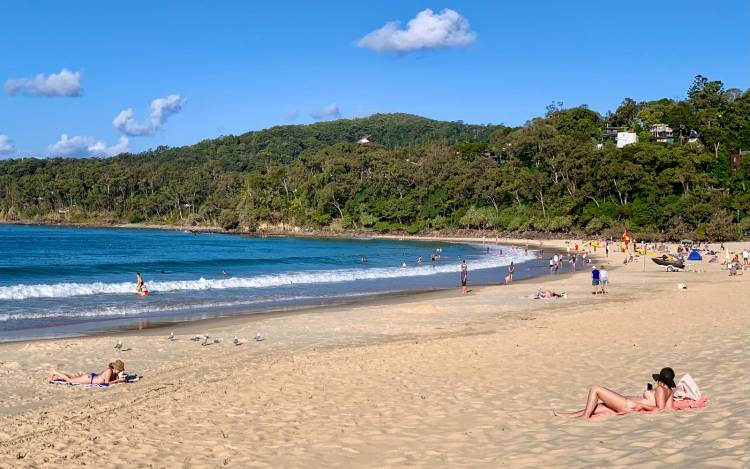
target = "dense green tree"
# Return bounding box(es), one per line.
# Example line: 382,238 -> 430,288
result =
1,78 -> 748,241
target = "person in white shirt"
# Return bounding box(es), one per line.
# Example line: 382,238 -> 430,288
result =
599,266 -> 609,294
743,250 -> 749,266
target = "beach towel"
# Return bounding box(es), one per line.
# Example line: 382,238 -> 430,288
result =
49,373 -> 142,388
50,380 -> 110,388
590,395 -> 710,418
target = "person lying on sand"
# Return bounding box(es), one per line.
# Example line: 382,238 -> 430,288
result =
553,367 -> 675,419
48,360 -> 128,386
528,289 -> 566,299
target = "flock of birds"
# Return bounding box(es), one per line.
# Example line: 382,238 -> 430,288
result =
114,331 -> 265,353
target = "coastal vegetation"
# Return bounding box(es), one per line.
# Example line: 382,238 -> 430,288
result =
1,76 -> 748,240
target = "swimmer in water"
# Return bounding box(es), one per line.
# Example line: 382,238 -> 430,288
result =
221,270 -> 228,276
401,261 -> 407,268
360,256 -> 367,264
136,272 -> 144,293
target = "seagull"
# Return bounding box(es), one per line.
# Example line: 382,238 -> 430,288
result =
254,333 -> 265,342
191,335 -> 202,341
169,332 -> 175,341
202,335 -> 210,346
114,339 -> 123,353
213,338 -> 221,344
233,336 -> 240,346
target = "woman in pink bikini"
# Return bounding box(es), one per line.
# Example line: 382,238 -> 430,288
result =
553,367 -> 675,418
48,360 -> 128,386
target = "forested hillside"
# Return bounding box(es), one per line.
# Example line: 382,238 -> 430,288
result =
1,76 -> 748,240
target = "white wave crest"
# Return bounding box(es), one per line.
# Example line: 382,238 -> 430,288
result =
0,246 -> 533,301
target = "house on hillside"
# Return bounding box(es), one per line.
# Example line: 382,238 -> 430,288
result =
600,126 -> 639,148
650,124 -> 674,144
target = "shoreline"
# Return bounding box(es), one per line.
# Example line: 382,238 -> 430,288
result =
0,243 -> 573,345
0,218 -> 689,244
2,264 -> 580,347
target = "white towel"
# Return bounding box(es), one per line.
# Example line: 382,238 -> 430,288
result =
673,373 -> 700,401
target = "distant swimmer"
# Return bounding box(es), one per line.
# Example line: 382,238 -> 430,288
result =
360,256 -> 367,264
401,261 -> 407,269
430,254 -> 437,262
221,270 -> 229,276
417,256 -> 423,265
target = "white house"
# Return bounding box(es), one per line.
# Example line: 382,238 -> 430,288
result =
616,132 -> 638,148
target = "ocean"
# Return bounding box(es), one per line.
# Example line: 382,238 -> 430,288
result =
0,225 -> 542,341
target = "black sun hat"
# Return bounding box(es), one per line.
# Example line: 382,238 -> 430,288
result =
652,367 -> 676,388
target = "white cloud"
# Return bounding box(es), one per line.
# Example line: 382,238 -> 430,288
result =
5,68 -> 83,97
0,134 -> 14,154
48,134 -> 129,157
358,8 -> 476,53
113,94 -> 185,136
310,103 -> 341,120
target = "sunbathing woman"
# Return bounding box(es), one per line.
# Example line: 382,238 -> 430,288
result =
48,360 -> 127,386
553,367 -> 675,419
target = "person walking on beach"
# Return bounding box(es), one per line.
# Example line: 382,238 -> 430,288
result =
599,265 -> 608,294
591,266 -> 600,294
605,241 -> 610,257
506,261 -> 515,284
460,260 -> 468,294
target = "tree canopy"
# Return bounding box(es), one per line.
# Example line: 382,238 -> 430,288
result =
1,77 -> 749,241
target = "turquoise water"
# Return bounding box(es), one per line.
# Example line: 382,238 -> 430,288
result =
0,225 -> 538,341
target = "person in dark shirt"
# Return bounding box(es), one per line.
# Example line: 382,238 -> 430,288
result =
460,260 -> 468,294
591,266 -> 600,294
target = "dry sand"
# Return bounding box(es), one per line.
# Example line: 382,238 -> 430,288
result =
0,241 -> 748,468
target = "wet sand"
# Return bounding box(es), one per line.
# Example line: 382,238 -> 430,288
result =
0,240 -> 748,467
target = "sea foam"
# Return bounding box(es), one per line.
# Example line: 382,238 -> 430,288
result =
0,245 -> 532,301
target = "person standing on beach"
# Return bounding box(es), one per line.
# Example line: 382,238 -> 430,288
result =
507,261 -> 515,284
599,265 -> 608,294
591,266 -> 600,294
460,260 -> 468,294
605,241 -> 610,257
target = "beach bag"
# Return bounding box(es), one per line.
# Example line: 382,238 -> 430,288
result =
673,373 -> 700,401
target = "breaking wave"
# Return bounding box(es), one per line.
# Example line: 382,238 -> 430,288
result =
0,246 -> 532,301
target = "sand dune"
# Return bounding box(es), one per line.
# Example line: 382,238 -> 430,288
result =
0,241 -> 748,467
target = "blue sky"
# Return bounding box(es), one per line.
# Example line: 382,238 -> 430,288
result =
1,0 -> 747,157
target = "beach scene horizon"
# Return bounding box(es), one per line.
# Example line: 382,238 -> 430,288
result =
1,1 -> 748,467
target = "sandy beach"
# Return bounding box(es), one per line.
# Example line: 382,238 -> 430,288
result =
0,240 -> 748,468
